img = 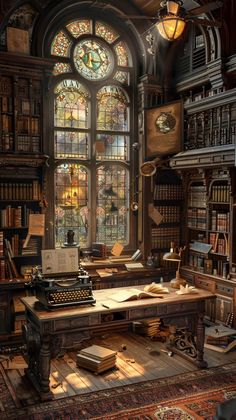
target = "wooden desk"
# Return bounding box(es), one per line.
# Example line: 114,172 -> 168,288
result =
21,284 -> 214,400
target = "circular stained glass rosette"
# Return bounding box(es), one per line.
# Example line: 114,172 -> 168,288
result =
74,39 -> 114,80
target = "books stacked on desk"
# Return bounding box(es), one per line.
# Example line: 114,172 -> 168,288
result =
76,344 -> 117,374
132,317 -> 162,338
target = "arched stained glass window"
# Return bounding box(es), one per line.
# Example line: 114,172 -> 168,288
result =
55,163 -> 89,247
97,86 -> 129,131
54,80 -> 90,159
95,21 -> 119,43
96,164 -> 129,244
66,20 -> 92,38
51,18 -> 134,248
51,31 -> 71,57
53,63 -> 72,76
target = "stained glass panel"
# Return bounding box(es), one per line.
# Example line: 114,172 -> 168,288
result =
55,163 -> 89,247
66,20 -> 92,38
51,31 -> 71,57
96,134 -> 128,160
53,63 -> 72,76
95,21 -> 119,43
97,86 -> 129,131
114,42 -> 130,67
74,39 -> 114,80
55,131 -> 89,159
114,71 -> 129,85
96,165 -> 129,245
54,80 -> 89,129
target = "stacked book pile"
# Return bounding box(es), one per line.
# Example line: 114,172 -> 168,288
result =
204,325 -> 236,353
76,344 -> 117,374
132,317 -> 162,338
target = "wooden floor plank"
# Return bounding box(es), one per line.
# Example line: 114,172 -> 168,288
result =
3,331 -> 236,404
50,359 -> 77,397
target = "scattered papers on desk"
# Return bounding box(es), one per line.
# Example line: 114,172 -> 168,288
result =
144,282 -> 169,294
125,262 -> 144,270
176,284 -> 198,295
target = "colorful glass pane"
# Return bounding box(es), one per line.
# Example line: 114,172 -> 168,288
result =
55,131 -> 89,159
74,39 -> 113,80
97,86 -> 129,131
96,165 -> 129,245
55,163 -> 89,247
54,80 -> 89,129
95,21 -> 119,43
114,42 -> 130,66
96,134 -> 128,160
66,20 -> 92,38
114,71 -> 129,85
51,31 -> 71,57
53,63 -> 72,76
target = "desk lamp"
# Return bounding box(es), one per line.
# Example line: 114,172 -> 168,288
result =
163,242 -> 186,289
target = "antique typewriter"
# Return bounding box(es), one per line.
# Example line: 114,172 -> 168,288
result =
31,266 -> 96,310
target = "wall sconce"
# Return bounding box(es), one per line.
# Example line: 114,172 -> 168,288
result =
156,0 -> 186,41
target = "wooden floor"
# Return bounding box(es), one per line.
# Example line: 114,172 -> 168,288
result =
2,330 -> 236,406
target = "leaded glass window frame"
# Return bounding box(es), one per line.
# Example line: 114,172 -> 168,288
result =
49,17 -> 135,249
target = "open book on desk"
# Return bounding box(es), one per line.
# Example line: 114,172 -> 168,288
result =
109,288 -> 164,302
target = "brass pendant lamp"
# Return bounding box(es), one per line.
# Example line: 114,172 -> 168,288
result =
156,0 -> 186,41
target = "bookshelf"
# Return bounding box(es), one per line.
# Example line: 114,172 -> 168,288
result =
0,53 -> 53,339
150,169 -> 183,269
178,168 -> 236,325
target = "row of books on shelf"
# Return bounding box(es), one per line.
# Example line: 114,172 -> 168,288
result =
20,99 -> 41,116
155,205 -> 180,223
188,255 -> 229,277
188,186 -> 207,208
1,114 -> 13,131
5,235 -> 39,257
1,96 -> 13,113
151,226 -> 180,249
211,211 -> 230,232
0,238 -> 39,280
209,232 -> 229,255
0,180 -> 41,200
153,184 -> 183,200
0,132 -> 14,152
0,206 -> 38,228
18,135 -> 40,153
187,207 -> 207,229
211,185 -> 230,202
17,115 -> 39,135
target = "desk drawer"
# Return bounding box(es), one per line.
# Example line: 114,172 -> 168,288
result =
129,305 -> 167,320
195,276 -> 215,292
167,302 -> 198,314
54,315 -> 100,331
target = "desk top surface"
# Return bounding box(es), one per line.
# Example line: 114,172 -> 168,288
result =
21,284 -> 214,322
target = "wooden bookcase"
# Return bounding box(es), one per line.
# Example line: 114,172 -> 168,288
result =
175,164 -> 236,326
0,52 -> 53,339
145,168 -> 184,270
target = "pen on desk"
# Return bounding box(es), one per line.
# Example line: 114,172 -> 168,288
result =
101,303 -> 110,309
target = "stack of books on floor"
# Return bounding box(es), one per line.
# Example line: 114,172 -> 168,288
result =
76,344 -> 117,374
132,317 -> 162,338
204,324 -> 236,353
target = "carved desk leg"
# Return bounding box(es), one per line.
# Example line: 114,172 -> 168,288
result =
38,335 -> 52,398
195,311 -> 208,368
22,323 -> 53,401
